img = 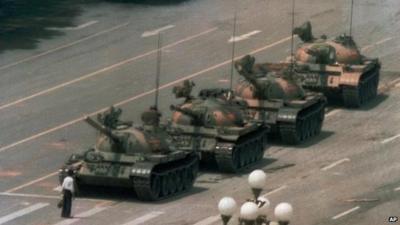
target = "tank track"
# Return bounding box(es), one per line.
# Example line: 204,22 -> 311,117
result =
132,154 -> 199,201
278,101 -> 325,145
342,66 -> 380,107
214,129 -> 268,173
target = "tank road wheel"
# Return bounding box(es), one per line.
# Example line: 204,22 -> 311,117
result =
342,85 -> 362,107
149,175 -> 161,200
160,175 -> 169,197
167,173 -> 178,194
176,170 -> 185,192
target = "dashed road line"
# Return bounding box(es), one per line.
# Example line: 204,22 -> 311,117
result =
0,22 -> 129,71
0,35 -> 290,155
229,30 -> 261,42
262,185 -> 288,197
381,134 -> 400,144
0,192 -> 59,199
49,21 -> 99,31
142,25 -> 175,37
321,158 -> 350,171
193,215 -> 220,225
4,171 -> 58,193
0,202 -> 49,225
0,27 -> 217,112
122,211 -> 164,225
53,206 -> 109,225
332,206 -> 360,220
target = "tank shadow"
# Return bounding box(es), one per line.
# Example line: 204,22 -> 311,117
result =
198,157 -> 278,177
268,130 -> 335,149
358,94 -> 389,111
104,0 -> 190,6
0,0 -> 82,52
75,185 -> 207,203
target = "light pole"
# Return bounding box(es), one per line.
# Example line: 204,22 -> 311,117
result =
218,170 -> 293,225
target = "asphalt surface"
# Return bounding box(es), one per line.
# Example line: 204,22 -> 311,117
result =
0,0 -> 400,225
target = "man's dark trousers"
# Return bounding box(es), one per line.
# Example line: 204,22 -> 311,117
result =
61,190 -> 72,218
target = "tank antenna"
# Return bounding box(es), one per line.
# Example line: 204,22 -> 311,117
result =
290,0 -> 295,71
154,32 -> 162,109
229,3 -> 238,90
349,0 -> 354,36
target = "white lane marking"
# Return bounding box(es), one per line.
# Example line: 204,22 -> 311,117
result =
332,206 -> 360,220
53,207 -> 109,225
326,109 -> 341,118
0,35 -> 291,154
49,21 -> 99,31
53,185 -> 62,192
262,185 -> 288,197
0,27 -> 217,112
381,134 -> 400,144
229,30 -> 261,42
394,187 -> 400,191
375,37 -> 393,45
4,171 -> 58,193
361,37 -> 393,52
0,192 -> 59,199
193,215 -> 220,225
142,25 -> 175,37
321,158 -> 350,171
0,192 -> 112,203
122,211 -> 164,225
0,203 -> 49,225
0,22 -> 129,71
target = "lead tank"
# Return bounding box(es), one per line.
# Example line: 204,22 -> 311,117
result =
292,21 -> 381,107
59,106 -> 199,201
234,55 -> 327,144
169,80 -> 268,173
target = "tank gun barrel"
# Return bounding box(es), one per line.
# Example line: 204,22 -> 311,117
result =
85,116 -> 120,141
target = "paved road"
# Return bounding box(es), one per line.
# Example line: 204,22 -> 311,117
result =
0,0 -> 399,224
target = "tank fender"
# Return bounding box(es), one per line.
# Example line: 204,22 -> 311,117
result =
277,107 -> 300,123
130,163 -> 155,178
339,71 -> 361,86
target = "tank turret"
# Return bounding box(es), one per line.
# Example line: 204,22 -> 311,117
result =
293,21 -> 362,65
235,55 -> 305,101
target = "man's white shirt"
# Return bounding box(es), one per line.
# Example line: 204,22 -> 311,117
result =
62,176 -> 74,193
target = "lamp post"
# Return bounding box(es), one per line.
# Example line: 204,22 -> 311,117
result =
218,170 -> 293,225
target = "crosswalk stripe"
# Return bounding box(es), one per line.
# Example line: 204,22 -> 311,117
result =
193,215 -> 220,225
53,207 -> 108,225
122,211 -> 164,225
0,202 -> 49,225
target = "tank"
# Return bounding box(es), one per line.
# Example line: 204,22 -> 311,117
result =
169,80 -> 269,173
234,55 -> 327,145
292,21 -> 381,107
59,106 -> 199,201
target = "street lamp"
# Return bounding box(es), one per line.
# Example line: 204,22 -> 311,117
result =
218,197 -> 237,225
218,170 -> 293,225
248,169 -> 267,199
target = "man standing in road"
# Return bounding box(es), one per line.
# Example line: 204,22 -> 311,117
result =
61,169 -> 75,218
